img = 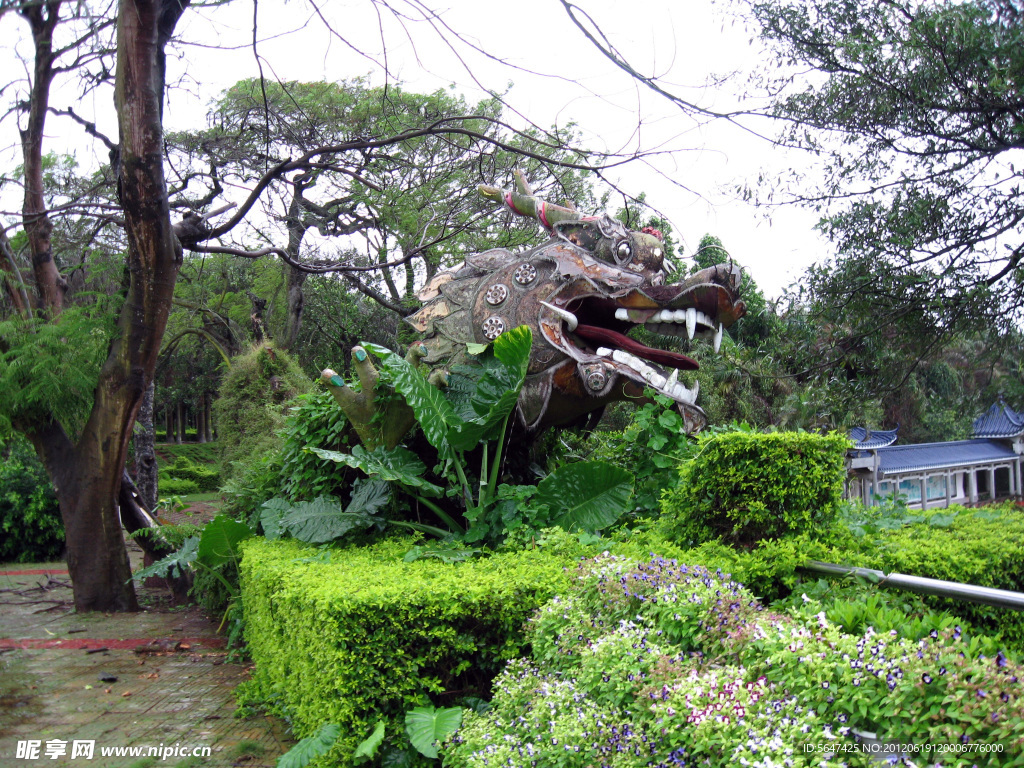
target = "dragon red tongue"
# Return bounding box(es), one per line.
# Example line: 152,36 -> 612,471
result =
575,324 -> 699,370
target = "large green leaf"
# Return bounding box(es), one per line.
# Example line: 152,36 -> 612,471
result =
276,722 -> 341,768
353,721 -> 386,763
363,342 -> 461,455
446,326 -> 531,451
259,498 -> 291,541
197,515 -> 255,569
311,445 -> 444,497
280,490 -> 386,544
130,535 -> 199,582
405,706 -> 463,759
535,461 -> 635,533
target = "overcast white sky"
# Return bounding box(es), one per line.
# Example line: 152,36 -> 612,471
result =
2,0 -> 833,298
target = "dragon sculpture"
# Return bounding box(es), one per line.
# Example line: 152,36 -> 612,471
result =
323,172 -> 746,448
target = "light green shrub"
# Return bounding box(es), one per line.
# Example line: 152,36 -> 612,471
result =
155,475 -> 200,497
848,504 -> 1024,646
660,431 -> 850,546
213,343 -> 309,481
165,456 -> 220,492
238,536 -> 576,763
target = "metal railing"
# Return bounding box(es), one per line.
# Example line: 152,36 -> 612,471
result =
801,561 -> 1024,611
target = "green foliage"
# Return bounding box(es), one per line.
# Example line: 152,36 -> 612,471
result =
0,304 -> 118,437
405,706 -> 462,759
0,435 -> 64,563
316,328 -> 634,545
214,343 -> 310,482
276,722 -> 342,768
267,485 -> 390,544
446,552 -> 1023,767
156,476 -> 201,496
844,502 -> 1024,647
155,442 -> 219,469
237,536 -> 576,763
160,456 -> 220,492
276,391 -> 354,501
660,430 -> 850,546
748,0 -> 1024,403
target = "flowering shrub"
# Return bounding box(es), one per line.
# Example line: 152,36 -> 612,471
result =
442,554 -> 1023,768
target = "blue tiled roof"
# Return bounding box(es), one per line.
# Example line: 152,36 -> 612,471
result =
973,401 -> 1024,439
877,439 -> 1017,475
849,426 -> 899,450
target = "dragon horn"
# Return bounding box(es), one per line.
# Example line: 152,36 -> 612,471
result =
479,169 -> 582,231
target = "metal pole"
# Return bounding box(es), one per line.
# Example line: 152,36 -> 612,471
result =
802,561 -> 1024,611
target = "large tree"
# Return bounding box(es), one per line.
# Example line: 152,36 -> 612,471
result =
0,1 -> 634,611
744,0 -> 1024,379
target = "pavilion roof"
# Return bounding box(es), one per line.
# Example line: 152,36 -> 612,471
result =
877,439 -> 1017,475
849,426 -> 900,450
973,401 -> 1024,439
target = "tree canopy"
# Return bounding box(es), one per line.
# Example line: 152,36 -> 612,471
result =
747,0 -> 1024,357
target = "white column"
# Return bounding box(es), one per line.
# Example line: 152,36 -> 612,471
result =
919,477 -> 927,509
968,470 -> 978,504
990,467 -> 997,500
945,470 -> 952,507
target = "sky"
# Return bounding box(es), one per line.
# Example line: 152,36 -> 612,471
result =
1,0 -> 833,299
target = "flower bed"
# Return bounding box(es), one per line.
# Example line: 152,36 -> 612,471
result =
445,554 -> 1023,768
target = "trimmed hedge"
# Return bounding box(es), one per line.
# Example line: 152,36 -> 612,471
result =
849,504 -> 1024,647
660,431 -> 850,545
238,537 -> 577,763
165,456 -> 220,492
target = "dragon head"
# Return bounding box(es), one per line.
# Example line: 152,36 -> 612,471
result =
406,175 -> 746,435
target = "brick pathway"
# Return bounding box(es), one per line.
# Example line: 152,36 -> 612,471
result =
0,539 -> 293,767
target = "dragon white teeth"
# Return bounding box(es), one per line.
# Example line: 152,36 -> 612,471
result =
597,347 -> 613,357
614,308 -> 630,321
666,368 -> 679,390
713,323 -> 723,354
686,307 -> 696,340
693,378 -> 700,399
539,301 -> 579,331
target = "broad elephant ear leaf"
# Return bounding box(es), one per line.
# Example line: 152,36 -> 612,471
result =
197,515 -> 254,569
405,706 -> 463,759
276,722 -> 341,768
280,486 -> 388,544
130,535 -> 199,582
311,446 -> 444,498
534,461 -> 634,533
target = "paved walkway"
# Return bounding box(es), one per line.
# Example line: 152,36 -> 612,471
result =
0,539 -> 293,767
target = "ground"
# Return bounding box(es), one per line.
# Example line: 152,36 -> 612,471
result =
0,501 -> 294,768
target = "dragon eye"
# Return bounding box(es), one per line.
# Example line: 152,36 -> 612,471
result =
615,240 -> 633,264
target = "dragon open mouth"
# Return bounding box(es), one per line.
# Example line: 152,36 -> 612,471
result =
538,280 -> 743,411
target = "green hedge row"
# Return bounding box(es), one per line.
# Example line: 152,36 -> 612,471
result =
238,537 -> 577,763
157,456 -> 220,496
660,431 -> 849,546
847,504 -> 1024,645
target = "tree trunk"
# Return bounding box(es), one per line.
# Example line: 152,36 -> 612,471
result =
20,0 -> 66,315
284,264 -> 307,350
119,471 -> 191,603
175,400 -> 183,443
204,393 -> 214,442
134,382 -> 158,509
26,419 -> 139,612
196,397 -> 206,443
